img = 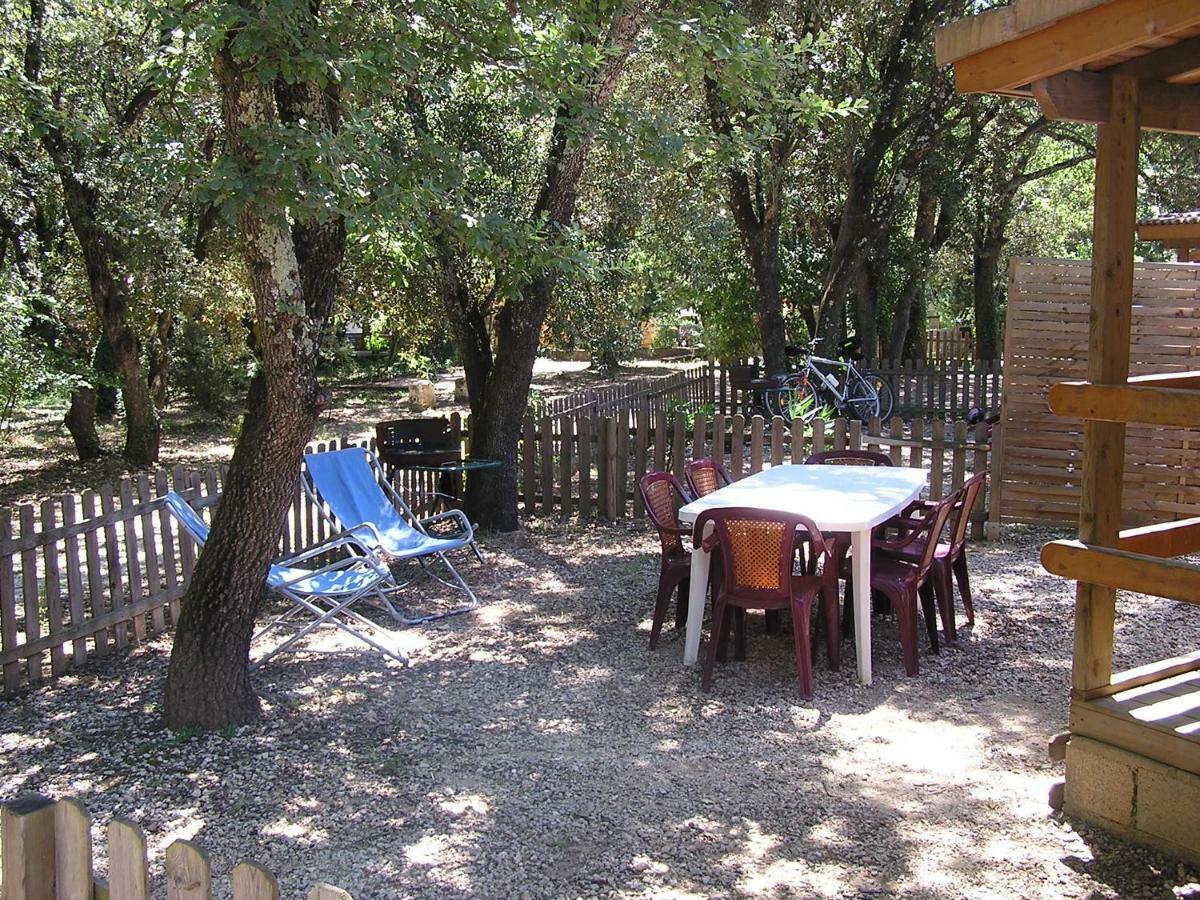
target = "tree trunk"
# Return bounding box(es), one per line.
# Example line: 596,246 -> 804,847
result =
852,257 -> 878,363
429,5 -> 643,531
973,246 -> 1001,360
63,388 -> 104,461
164,35 -> 345,729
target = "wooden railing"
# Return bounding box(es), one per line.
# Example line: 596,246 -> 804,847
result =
1,794 -> 354,899
0,411 -> 989,696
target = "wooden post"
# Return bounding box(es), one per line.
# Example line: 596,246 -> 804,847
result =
578,414 -> 592,519
109,817 -> 150,900
987,414 -> 1005,542
605,416 -> 619,520
1072,73 -> 1139,697
231,861 -> 280,900
55,799 -> 93,900
750,416 -> 764,473
597,416 -> 611,518
559,415 -> 574,520
2,793 -> 57,900
165,839 -> 211,899
0,509 -> 18,692
522,416 -> 537,517
540,415 -> 554,517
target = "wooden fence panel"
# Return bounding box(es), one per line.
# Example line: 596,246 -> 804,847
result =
997,258 -> 1200,527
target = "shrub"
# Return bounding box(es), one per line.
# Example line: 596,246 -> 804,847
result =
172,316 -> 253,415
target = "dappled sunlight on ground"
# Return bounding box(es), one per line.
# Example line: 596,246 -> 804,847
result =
1,521 -> 1198,897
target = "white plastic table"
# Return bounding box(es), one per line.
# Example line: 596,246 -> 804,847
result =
677,464 -> 927,685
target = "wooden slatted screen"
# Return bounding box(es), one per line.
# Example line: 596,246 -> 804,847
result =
997,258 -> 1200,527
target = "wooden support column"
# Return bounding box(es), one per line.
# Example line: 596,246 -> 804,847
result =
1071,73 -> 1139,697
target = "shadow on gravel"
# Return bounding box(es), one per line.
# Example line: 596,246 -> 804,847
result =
2,523 -> 1198,898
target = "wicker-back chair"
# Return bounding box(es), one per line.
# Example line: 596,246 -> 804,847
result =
638,472 -> 693,648
804,449 -> 893,467
685,458 -> 732,499
694,508 -> 840,698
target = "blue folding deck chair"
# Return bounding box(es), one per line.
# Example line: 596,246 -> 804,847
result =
163,491 -> 410,668
302,447 -> 480,624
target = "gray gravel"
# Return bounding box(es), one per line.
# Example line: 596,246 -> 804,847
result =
2,521 -> 1199,899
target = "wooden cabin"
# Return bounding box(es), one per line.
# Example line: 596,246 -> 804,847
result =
936,0 -> 1200,864
1139,210 -> 1200,262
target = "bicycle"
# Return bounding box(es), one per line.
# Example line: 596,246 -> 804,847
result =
772,338 -> 895,425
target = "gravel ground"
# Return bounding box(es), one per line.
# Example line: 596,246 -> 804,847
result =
2,521 -> 1199,899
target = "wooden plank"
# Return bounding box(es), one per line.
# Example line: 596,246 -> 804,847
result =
60,497 -> 87,668
770,416 -> 784,466
1070,699 -> 1200,776
109,818 -> 149,900
19,504 -> 42,681
560,415 -> 574,520
1081,649 -> 1200,700
1,509 -> 20,692
522,416 -> 536,515
711,413 -> 725,471
578,414 -> 592,519
55,798 -> 92,900
1117,516 -> 1200,557
81,492 -> 108,656
1,794 -> 56,900
615,414 -> 629,517
605,417 -> 619,520
98,485 -> 127,651
730,415 -> 745,480
1049,380 -> 1200,426
137,475 -> 165,634
1044,540 -> 1200,605
671,411 -> 687,482
540,415 -> 554,517
692,410 -> 706,467
632,406 -> 647,517
307,886 -> 353,900
930,420 -> 946,499
750,416 -> 764,473
597,415 -> 610,518
231,861 -> 280,900
40,500 -> 66,676
165,839 -> 212,899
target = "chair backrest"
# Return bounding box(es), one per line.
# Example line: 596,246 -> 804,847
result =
947,471 -> 987,554
695,508 -> 822,603
304,447 -> 416,535
912,493 -> 957,578
638,471 -> 689,556
804,449 -> 893,467
685,459 -> 731,499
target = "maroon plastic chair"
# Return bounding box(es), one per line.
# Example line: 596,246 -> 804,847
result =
638,471 -> 693,648
804,449 -> 894,467
881,471 -> 987,641
804,449 -> 894,571
685,458 -> 732,499
695,508 -> 840,698
845,492 -> 955,676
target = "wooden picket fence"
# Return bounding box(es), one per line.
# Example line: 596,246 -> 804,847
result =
0,410 -> 989,696
1,794 -> 353,899
542,361 -> 715,417
922,320 -> 1006,361
716,359 -> 1002,419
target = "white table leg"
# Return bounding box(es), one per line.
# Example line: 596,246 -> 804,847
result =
851,528 -> 873,685
683,521 -> 712,665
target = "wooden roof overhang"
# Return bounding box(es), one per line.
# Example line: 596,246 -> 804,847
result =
1138,210 -> 1200,260
935,0 -> 1200,135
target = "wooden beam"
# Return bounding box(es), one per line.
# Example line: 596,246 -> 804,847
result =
1118,517 -> 1200,558
1137,221 -> 1200,240
1127,370 -> 1200,389
935,6 -> 1017,66
1113,34 -> 1200,82
1081,649 -> 1200,700
1047,381 -> 1200,426
951,0 -> 1200,94
1015,0 -> 1110,34
1070,73 -> 1139,696
1032,70 -> 1200,134
1070,700 -> 1200,776
1044,541 -> 1200,606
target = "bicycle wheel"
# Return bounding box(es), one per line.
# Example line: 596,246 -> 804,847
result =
861,371 -> 894,420
845,370 -> 880,422
777,374 -> 822,425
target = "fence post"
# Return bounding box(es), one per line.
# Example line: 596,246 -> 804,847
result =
540,415 -> 554,517
559,414 -> 574,520
522,416 -> 537,516
165,839 -> 212,899
605,416 -> 619,520
578,413 -> 593,519
672,411 -> 687,481
986,417 -> 1005,541
597,416 -> 610,519
930,419 -> 946,499
1,793 -> 57,900
56,798 -> 93,900
750,416 -> 764,473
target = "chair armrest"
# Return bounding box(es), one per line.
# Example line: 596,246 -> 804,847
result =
872,515 -> 933,553
417,508 -> 475,541
276,531 -> 387,569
